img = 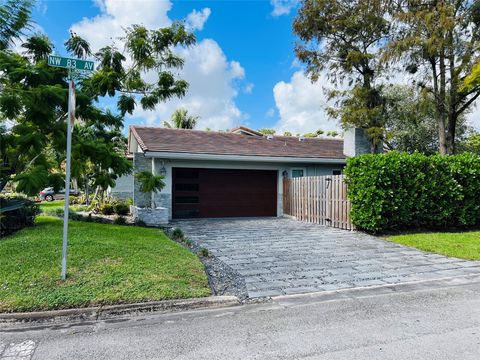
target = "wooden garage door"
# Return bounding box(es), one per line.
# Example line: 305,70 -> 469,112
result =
172,168 -> 277,219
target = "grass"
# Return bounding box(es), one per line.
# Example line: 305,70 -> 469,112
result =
388,231 -> 480,260
0,216 -> 210,312
38,200 -> 87,213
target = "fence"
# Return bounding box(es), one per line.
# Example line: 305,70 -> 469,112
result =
283,175 -> 354,230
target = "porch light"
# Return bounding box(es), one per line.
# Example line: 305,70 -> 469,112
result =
159,166 -> 167,177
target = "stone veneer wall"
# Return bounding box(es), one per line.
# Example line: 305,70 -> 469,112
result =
133,153 -> 151,208
131,206 -> 169,226
152,192 -> 171,213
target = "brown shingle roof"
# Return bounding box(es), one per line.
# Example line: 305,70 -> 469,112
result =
130,126 -> 345,159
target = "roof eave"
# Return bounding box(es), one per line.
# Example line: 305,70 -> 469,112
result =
142,151 -> 346,164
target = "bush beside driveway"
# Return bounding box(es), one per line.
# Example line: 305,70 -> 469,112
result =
0,216 -> 211,313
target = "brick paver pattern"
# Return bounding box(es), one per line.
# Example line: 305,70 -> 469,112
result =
176,218 -> 480,298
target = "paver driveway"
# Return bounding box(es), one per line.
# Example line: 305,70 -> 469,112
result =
176,218 -> 480,298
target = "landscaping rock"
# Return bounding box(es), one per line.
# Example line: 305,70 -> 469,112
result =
166,226 -> 248,300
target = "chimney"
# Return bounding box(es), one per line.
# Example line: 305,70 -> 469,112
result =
343,127 -> 382,156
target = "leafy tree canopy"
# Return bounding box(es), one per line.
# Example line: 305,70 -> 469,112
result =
0,0 -> 195,195
294,0 -> 391,152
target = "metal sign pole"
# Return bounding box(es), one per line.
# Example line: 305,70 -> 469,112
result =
61,69 -> 74,280
47,54 -> 93,280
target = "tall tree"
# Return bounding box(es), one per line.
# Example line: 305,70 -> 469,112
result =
0,5 -> 196,194
382,85 -> 441,153
163,108 -> 199,129
387,0 -> 480,154
294,0 -> 391,152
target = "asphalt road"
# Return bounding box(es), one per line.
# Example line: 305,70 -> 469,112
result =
1,277 -> 480,360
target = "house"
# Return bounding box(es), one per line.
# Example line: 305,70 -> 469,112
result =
127,126 -> 371,225
107,154 -> 134,200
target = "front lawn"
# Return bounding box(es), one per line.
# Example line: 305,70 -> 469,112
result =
388,231 -> 480,260
0,216 -> 210,312
38,200 -> 87,213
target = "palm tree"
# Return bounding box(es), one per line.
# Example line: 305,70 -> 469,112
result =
0,0 -> 34,50
134,171 -> 166,209
164,108 -> 198,129
65,31 -> 91,59
21,34 -> 53,63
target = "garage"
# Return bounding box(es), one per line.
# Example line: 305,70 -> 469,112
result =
172,168 -> 278,219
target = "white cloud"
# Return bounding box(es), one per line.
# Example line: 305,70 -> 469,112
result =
270,0 -> 298,17
273,71 -> 341,134
265,108 -> 275,118
186,8 -> 211,31
229,61 -> 245,79
71,0 -> 172,53
131,39 -> 245,130
70,0 -> 247,131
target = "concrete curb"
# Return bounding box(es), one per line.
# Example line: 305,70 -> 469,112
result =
271,274 -> 480,303
0,296 -> 240,324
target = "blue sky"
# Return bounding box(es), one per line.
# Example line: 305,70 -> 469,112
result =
29,1 -> 480,134
29,0 -> 342,134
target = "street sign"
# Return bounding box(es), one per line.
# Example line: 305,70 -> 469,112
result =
47,54 -> 95,280
48,55 -> 94,71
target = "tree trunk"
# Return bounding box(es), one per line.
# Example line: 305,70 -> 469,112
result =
85,177 -> 90,205
93,185 -> 100,201
438,51 -> 448,155
446,113 -> 456,155
446,36 -> 457,155
437,117 -> 448,155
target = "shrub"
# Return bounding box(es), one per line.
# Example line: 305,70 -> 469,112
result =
114,216 -> 127,225
198,248 -> 210,258
344,152 -> 480,233
100,203 -> 114,215
69,212 -> 83,221
0,196 -> 40,237
135,219 -> 146,227
114,201 -> 130,215
171,228 -> 184,240
71,194 -> 94,205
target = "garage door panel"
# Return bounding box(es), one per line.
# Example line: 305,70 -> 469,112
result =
172,168 -> 277,218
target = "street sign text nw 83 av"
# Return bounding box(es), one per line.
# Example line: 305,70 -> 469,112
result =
48,55 -> 94,71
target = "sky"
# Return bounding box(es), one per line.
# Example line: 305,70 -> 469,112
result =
29,0 -> 480,134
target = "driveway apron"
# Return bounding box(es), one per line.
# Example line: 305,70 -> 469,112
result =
175,218 -> 480,298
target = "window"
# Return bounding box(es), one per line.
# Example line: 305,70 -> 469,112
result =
332,170 -> 342,175
291,169 -> 304,178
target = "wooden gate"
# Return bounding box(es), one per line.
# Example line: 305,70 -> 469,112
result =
282,175 -> 353,230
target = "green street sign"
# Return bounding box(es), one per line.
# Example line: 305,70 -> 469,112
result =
48,55 -> 94,71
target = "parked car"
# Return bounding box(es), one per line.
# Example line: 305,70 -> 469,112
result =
39,187 -> 80,201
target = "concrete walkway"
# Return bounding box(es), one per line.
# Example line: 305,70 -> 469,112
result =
175,218 -> 480,298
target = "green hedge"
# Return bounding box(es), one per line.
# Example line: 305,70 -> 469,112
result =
344,152 -> 480,233
0,196 -> 40,237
